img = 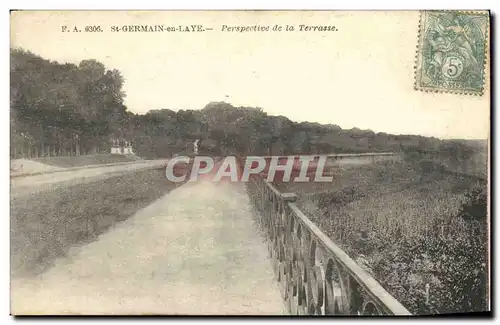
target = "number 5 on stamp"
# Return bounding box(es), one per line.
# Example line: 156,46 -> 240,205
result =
414,11 -> 489,96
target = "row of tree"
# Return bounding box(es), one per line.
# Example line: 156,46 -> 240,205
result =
11,48 -> 131,158
10,48 -> 487,174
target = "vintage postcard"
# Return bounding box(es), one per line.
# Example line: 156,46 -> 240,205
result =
10,11 -> 490,316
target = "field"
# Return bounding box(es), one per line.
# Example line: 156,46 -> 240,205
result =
277,158 -> 488,314
10,167 -> 179,278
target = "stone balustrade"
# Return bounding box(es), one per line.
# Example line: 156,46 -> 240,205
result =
246,175 -> 412,315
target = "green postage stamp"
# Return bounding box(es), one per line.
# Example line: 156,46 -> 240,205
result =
415,11 -> 489,95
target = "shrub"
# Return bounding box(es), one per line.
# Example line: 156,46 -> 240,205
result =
459,186 -> 487,221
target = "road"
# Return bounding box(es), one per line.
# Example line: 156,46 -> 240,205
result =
11,177 -> 285,315
10,160 -> 169,198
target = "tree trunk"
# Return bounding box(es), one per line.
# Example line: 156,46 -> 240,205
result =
75,138 -> 80,156
20,140 -> 25,158
58,135 -> 63,156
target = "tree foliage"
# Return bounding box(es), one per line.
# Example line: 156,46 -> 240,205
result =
10,48 -> 488,172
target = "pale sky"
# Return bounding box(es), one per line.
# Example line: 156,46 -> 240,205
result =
10,11 -> 490,139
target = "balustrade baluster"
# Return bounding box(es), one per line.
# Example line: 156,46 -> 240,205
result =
245,175 -> 411,316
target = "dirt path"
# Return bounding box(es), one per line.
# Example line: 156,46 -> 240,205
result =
11,179 -> 285,315
10,160 -> 168,198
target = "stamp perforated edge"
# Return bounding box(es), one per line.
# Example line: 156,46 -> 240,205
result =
413,10 -> 490,96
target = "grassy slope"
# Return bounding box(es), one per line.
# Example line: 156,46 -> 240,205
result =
34,154 -> 141,168
277,161 -> 488,314
279,161 -> 484,243
11,167 -> 180,278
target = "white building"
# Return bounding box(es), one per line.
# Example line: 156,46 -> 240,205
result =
111,139 -> 134,155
